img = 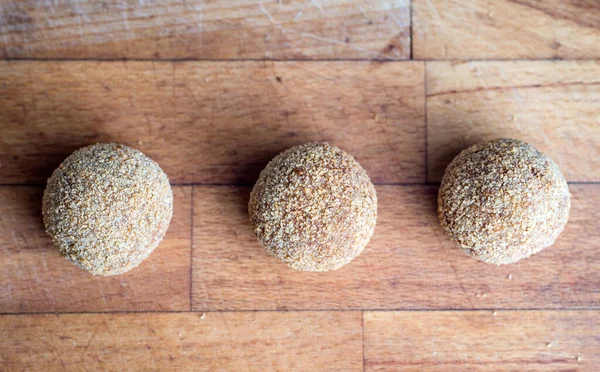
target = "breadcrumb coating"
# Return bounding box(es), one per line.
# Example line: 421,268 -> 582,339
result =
438,138 -> 570,265
42,143 -> 173,276
249,143 -> 377,271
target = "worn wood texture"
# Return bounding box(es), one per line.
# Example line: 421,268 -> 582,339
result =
0,186 -> 191,313
0,311 -> 363,371
0,0 -> 409,60
1,7 -> 599,367
427,60 -> 600,182
0,60 -> 425,185
364,311 -> 600,371
413,0 -> 600,60
192,184 -> 600,311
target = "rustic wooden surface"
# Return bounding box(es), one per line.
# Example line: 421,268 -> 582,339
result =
0,186 -> 192,313
1,0 -> 599,371
413,0 -> 600,60
364,311 -> 600,371
0,312 -> 363,371
0,0 -> 410,60
193,185 -> 599,311
0,60 -> 425,185
427,60 -> 600,182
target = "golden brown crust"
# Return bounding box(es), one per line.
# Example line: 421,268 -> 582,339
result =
249,142 -> 377,272
438,138 -> 570,265
42,143 -> 173,276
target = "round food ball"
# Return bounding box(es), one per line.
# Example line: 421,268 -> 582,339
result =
438,138 -> 570,265
42,143 -> 173,276
249,142 -> 377,272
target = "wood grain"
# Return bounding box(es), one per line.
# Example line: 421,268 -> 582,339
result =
0,1 -> 599,368
0,186 -> 191,313
0,311 -> 362,371
413,0 -> 600,60
0,60 -> 425,185
364,311 -> 600,371
192,184 -> 600,311
426,60 -> 600,182
0,0 -> 409,60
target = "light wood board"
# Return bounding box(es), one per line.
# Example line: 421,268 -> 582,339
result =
192,185 -> 599,311
364,310 -> 600,371
0,311 -> 363,371
0,186 -> 192,313
426,60 -> 600,182
0,0 -> 410,60
0,61 -> 425,185
413,0 -> 600,60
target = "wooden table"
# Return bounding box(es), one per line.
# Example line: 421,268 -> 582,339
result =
1,1 -> 599,371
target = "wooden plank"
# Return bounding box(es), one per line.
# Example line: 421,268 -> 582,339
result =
0,60 -> 425,185
364,310 -> 600,371
0,311 -> 362,371
413,0 -> 600,60
426,61 -> 600,182
0,186 -> 191,313
0,0 -> 409,60
192,184 -> 600,311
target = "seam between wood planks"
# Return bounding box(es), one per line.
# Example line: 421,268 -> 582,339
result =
424,61 -> 428,183
1,308 -> 599,316
409,0 -> 413,61
1,58 -> 600,62
189,185 -> 194,311
0,58 -> 410,62
362,310 -> 366,372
